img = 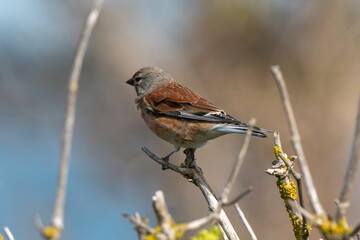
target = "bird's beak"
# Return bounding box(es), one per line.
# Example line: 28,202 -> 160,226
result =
126,78 -> 135,86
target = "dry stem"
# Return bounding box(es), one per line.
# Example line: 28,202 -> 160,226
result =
3,227 -> 15,240
38,0 -> 104,239
220,118 -> 256,203
270,65 -> 325,216
142,148 -> 239,240
335,96 -> 360,222
234,204 -> 257,240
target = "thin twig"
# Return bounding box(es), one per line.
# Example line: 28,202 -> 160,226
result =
270,65 -> 325,216
335,96 -> 360,222
123,213 -> 156,235
152,191 -> 175,239
350,224 -> 360,238
189,157 -> 238,240
234,204 -> 257,240
142,148 -> 239,240
181,213 -> 218,231
37,0 -> 104,238
3,227 -> 15,240
142,147 -> 189,175
220,118 -> 256,204
223,186 -> 253,207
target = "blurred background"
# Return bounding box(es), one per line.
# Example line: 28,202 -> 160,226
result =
1,0 -> 360,239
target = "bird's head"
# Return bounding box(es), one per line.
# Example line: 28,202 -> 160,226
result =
126,66 -> 173,97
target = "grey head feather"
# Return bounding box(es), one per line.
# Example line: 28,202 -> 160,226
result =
127,66 -> 174,98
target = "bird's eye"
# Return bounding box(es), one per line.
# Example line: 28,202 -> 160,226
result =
135,78 -> 142,84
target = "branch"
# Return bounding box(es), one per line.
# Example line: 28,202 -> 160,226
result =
234,204 -> 257,240
223,186 -> 253,207
266,132 -> 311,239
182,213 -> 217,231
141,147 -> 189,175
152,191 -> 176,239
270,65 -> 325,216
38,0 -> 104,239
142,148 -> 239,240
335,96 -> 360,222
273,132 -> 305,212
220,118 -> 256,204
124,191 -> 219,240
350,224 -> 360,239
123,212 -> 155,238
3,227 -> 14,240
141,117 -> 260,240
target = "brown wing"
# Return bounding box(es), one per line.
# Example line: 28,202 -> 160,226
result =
143,82 -> 243,124
144,82 -> 221,113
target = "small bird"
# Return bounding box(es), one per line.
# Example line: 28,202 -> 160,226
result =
126,66 -> 270,166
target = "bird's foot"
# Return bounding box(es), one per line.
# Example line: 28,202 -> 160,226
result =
183,148 -> 196,168
161,156 -> 170,170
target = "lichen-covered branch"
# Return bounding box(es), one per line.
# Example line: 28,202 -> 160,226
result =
270,65 -> 325,216
265,132 -> 311,240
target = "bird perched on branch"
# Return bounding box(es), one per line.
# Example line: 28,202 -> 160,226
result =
126,66 -> 270,167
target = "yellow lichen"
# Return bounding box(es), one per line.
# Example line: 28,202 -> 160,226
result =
320,217 -> 352,239
277,179 -> 297,200
42,226 -> 60,239
190,225 -> 222,240
274,145 -> 291,163
274,145 -> 282,155
146,220 -> 186,240
288,209 -> 312,239
276,179 -> 311,239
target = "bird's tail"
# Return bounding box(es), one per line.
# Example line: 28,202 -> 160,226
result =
214,124 -> 272,138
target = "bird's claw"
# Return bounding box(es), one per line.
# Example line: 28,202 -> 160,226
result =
161,156 -> 170,170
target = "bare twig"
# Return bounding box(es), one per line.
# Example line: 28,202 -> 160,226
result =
3,227 -> 15,240
335,97 -> 360,222
270,65 -> 325,216
123,213 -> 156,236
52,0 -> 104,231
223,186 -> 253,207
142,148 -> 239,240
186,160 -> 238,240
182,213 -> 217,231
37,0 -> 104,239
220,118 -> 256,204
152,191 -> 176,239
234,204 -> 257,240
141,147 -> 189,175
350,224 -> 360,238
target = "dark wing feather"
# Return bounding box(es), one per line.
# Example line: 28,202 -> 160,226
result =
144,82 -> 242,124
